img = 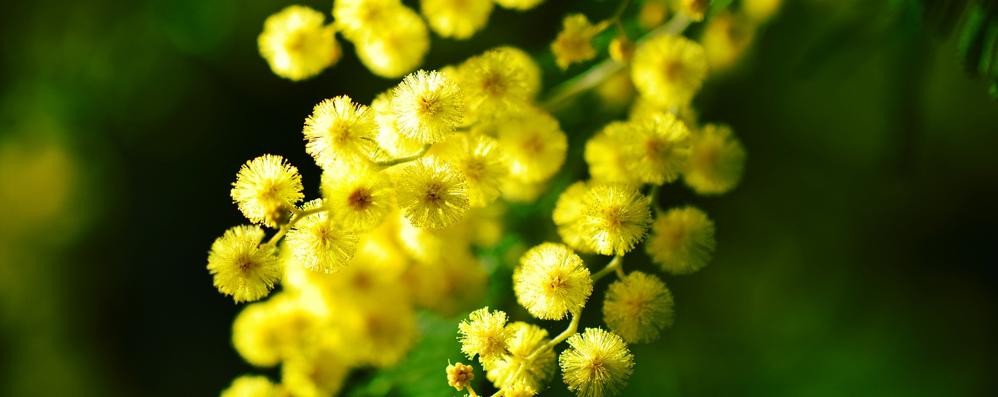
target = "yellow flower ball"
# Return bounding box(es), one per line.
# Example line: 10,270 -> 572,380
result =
703,11 -> 756,72
207,225 -> 281,303
631,34 -> 708,109
559,328 -> 634,397
458,307 -> 511,365
496,108 -> 567,183
230,154 -> 304,228
489,46 -> 543,98
421,0 -> 494,39
392,156 -> 470,229
284,200 -> 359,273
333,0 -> 404,41
485,322 -> 555,392
303,95 -> 378,170
554,183 -> 651,256
392,69 -> 465,144
220,375 -> 277,397
624,112 -> 692,185
321,165 -> 395,231
584,122 -> 639,185
684,123 -> 746,195
430,133 -> 507,207
513,243 -> 593,320
646,206 -> 716,274
457,49 -> 533,119
354,6 -> 430,78
371,91 -> 426,160
281,340 -> 349,397
602,271 -> 674,343
257,5 -> 340,81
552,13 -> 602,69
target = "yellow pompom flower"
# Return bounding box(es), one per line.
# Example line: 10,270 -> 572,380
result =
625,112 -> 692,185
458,49 -> 532,118
556,183 -> 651,256
393,157 -> 470,229
354,6 -> 430,78
421,0 -> 494,39
602,271 -> 674,343
631,34 -> 708,109
490,46 -> 543,98
559,328 -> 634,397
486,322 -> 556,392
303,95 -> 378,170
646,206 -> 716,274
703,11 -> 756,72
230,154 -> 304,228
371,92 -> 426,160
281,341 -> 349,397
333,0 -> 403,41
552,13 -> 603,69
585,122 -> 638,184
322,166 -> 395,231
232,295 -> 323,366
744,0 -> 782,22
257,5 -> 339,81
552,182 -> 595,254
458,307 -> 511,365
392,69 -> 465,144
514,243 -> 593,320
220,375 -> 277,397
496,108 -> 567,183
207,225 -> 280,303
684,123 -> 746,195
430,133 -> 507,207
285,200 -> 359,273
494,0 -> 544,11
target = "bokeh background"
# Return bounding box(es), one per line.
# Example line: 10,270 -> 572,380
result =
2,0 -> 997,396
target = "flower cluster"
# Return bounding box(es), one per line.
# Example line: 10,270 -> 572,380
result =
257,0 -> 547,80
210,0 -> 778,395
444,1 -> 770,397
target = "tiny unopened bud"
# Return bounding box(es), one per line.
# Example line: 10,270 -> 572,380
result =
264,202 -> 292,227
609,36 -> 634,63
446,362 -> 475,391
639,1 -> 668,29
681,0 -> 709,22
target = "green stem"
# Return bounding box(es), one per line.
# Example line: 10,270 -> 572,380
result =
373,145 -> 430,167
265,206 -> 325,246
591,255 -> 623,281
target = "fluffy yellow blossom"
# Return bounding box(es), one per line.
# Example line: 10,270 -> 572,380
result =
584,122 -> 637,184
602,271 -> 674,343
514,243 -> 593,320
430,133 -> 507,207
684,123 -> 746,194
552,14 -> 603,69
631,34 -> 708,109
680,0 -> 709,22
624,112 -> 692,184
321,166 -> 395,231
281,341 -> 349,397
552,182 -> 595,254
354,7 -> 430,78
703,11 -> 756,72
393,157 -> 470,229
333,0 -> 403,41
421,0 -> 494,39
559,328 -> 634,397
232,294 -> 323,365
744,0 -> 782,22
496,108 -> 567,183
392,70 -> 465,144
596,70 -> 636,111
285,200 -> 359,273
207,225 -> 280,303
303,95 -> 378,170
446,362 -> 476,391
458,307 -> 511,365
639,0 -> 669,29
458,49 -> 532,118
491,46 -> 543,98
555,183 -> 651,256
230,154 -> 304,228
371,92 -> 425,160
220,375 -> 277,397
646,206 -> 715,274
494,0 -> 545,11
486,322 -> 556,392
257,5 -> 339,81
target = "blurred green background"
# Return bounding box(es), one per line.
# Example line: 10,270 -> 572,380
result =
1,0 -> 997,396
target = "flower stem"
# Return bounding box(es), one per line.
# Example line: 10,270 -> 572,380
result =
266,206 -> 325,246
373,145 -> 430,167
591,255 -> 623,281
